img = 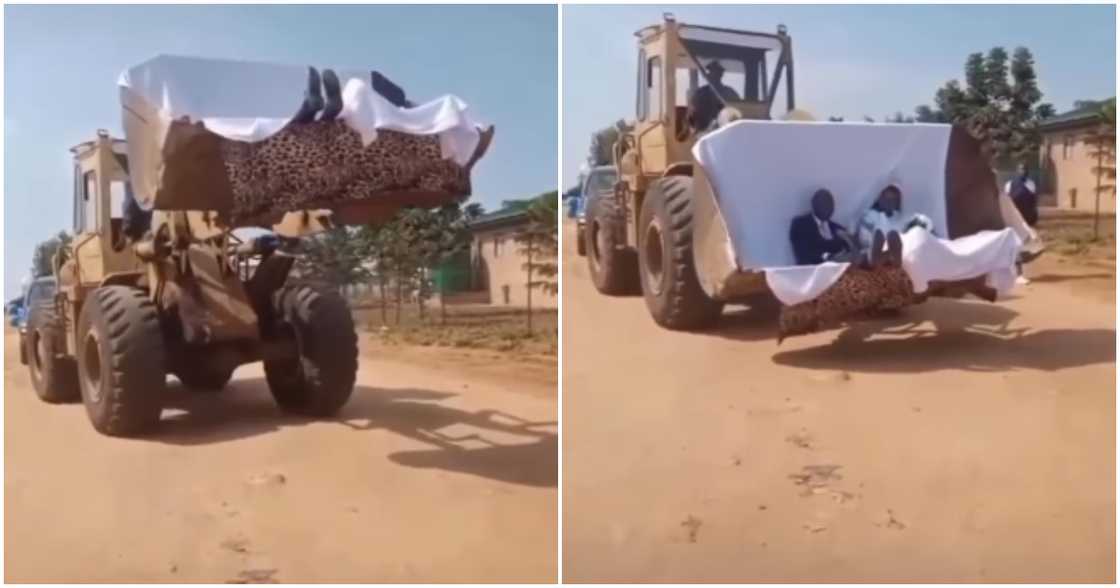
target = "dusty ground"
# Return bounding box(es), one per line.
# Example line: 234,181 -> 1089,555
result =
562,216 -> 1115,583
5,329 -> 556,582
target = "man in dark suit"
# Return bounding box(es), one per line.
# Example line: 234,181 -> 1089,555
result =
789,189 -> 855,265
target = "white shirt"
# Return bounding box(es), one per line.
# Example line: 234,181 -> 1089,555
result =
815,216 -> 833,240
1004,178 -> 1037,195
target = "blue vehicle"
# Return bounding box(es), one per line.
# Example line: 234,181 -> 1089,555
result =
17,277 -> 56,365
7,298 -> 24,327
564,187 -> 582,219
575,165 -> 618,257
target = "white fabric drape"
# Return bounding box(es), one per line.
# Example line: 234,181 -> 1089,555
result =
692,119 -> 1022,306
692,119 -> 952,270
118,55 -> 483,165
763,227 -> 1021,306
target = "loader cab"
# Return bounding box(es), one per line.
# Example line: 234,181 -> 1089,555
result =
67,131 -> 143,288
629,15 -> 795,179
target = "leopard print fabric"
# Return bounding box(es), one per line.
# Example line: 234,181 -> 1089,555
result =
778,266 -> 915,342
218,121 -> 469,224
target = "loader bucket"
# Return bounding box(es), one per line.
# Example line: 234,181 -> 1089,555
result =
689,120 -> 1006,301
118,55 -> 492,231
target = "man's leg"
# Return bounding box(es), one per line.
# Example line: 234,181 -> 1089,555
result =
999,187 -> 1045,258
886,231 -> 903,267
870,230 -> 886,267
1015,261 -> 1031,286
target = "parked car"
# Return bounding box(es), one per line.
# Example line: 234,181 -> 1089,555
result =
576,165 -> 618,257
17,277 -> 56,365
564,187 -> 582,219
7,297 -> 24,327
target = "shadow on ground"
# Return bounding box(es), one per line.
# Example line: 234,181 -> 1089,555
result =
152,380 -> 557,487
771,299 -> 1115,373
704,299 -> 783,343
1028,272 -> 1114,284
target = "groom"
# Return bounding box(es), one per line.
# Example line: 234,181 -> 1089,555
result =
789,189 -> 857,265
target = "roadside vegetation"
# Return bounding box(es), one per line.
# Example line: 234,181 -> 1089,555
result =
1037,210 -> 1116,264
297,193 -> 559,356
354,303 -> 557,356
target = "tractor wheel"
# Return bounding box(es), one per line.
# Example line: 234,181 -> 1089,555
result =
576,224 -> 587,257
76,286 -> 166,436
26,300 -> 80,403
586,194 -> 638,295
175,365 -> 234,392
638,176 -> 724,330
264,284 -> 357,417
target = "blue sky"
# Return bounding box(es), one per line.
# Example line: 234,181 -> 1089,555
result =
562,4 -> 1116,187
4,4 -> 557,297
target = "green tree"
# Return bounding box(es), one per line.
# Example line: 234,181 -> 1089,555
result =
916,46 -> 1053,166
514,192 -> 559,333
298,226 -> 372,289
32,231 -> 72,278
355,221 -> 397,323
914,104 -> 947,123
1084,99 -> 1117,239
463,202 -> 486,221
419,203 -> 472,324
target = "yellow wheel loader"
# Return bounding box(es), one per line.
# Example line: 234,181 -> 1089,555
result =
586,15 -> 1020,335
25,56 -> 492,436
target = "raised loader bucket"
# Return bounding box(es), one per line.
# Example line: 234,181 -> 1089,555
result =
690,119 -> 1010,299
119,55 -> 492,233
688,120 -> 1021,340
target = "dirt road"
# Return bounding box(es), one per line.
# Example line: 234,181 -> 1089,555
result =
5,332 -> 557,582
562,220 -> 1115,582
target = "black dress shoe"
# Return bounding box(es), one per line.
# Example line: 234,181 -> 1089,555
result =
320,69 -> 342,121
292,67 -> 324,123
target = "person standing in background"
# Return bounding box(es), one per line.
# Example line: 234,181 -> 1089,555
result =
1005,163 -> 1039,226
1004,163 -> 1045,285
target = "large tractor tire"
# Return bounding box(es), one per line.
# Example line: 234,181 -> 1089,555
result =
264,284 -> 357,417
638,176 -> 724,330
26,300 -> 80,403
76,286 -> 167,436
585,195 -> 638,295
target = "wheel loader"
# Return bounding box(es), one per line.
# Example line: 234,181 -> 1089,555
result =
585,15 -> 1022,333
25,55 -> 492,436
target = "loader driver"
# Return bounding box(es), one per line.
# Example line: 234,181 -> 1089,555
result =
688,60 -> 742,132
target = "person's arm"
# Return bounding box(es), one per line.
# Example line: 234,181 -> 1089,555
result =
834,223 -> 858,252
790,218 -> 814,265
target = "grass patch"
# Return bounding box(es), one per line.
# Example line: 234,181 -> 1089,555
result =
353,303 -> 557,356
1036,209 -> 1116,263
